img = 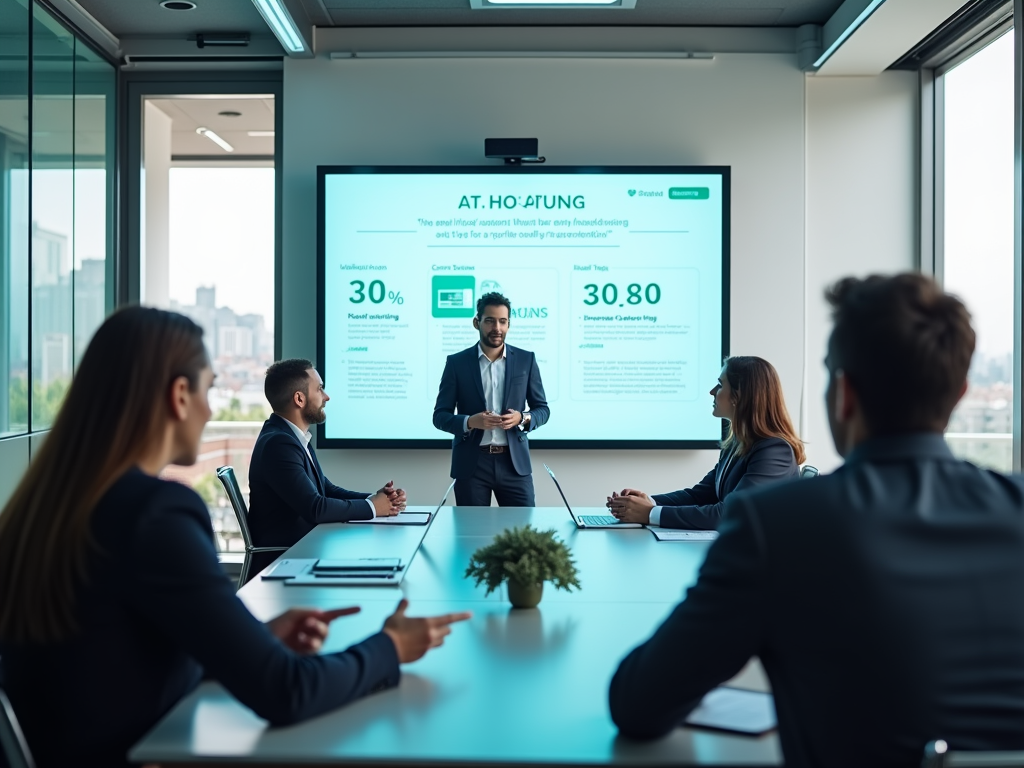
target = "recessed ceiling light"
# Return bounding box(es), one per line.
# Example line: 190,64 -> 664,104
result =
196,127 -> 234,152
160,1 -> 197,9
218,110 -> 242,117
247,130 -> 275,137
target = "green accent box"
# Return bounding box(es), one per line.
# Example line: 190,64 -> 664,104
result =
669,187 -> 710,200
431,276 -> 476,318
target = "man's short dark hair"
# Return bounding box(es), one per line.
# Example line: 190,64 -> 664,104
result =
825,273 -> 975,435
476,292 -> 511,320
265,358 -> 314,413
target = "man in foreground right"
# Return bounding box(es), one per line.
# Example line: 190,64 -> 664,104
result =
610,273 -> 1024,767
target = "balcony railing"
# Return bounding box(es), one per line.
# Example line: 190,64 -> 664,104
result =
945,432 -> 1013,473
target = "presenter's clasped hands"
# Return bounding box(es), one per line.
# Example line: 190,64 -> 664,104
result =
607,489 -> 656,524
266,605 -> 362,655
468,410 -> 528,431
468,410 -> 504,431
382,599 -> 473,663
500,409 -> 526,430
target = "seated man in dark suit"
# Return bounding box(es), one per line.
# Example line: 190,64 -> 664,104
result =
610,273 -> 1024,767
248,359 -> 406,548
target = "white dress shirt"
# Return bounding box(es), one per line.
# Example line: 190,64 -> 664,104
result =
282,417 -> 376,517
462,344 -> 509,446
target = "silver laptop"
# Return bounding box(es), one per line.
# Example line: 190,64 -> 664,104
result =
543,464 -> 643,529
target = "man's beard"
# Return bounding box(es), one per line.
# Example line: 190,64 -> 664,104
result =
481,332 -> 504,348
303,402 -> 326,425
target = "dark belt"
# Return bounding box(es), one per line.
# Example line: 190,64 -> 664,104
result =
479,445 -> 507,453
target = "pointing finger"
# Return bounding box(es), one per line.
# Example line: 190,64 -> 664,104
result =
319,606 -> 362,621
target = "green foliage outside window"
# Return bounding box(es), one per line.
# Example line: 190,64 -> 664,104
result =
213,397 -> 269,422
6,376 -> 69,432
193,472 -> 226,507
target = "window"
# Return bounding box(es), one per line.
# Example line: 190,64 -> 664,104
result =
140,96 -> 276,552
941,30 -> 1015,472
0,0 -> 114,439
0,0 -> 30,438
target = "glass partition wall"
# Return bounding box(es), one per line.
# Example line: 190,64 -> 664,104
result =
0,0 -> 114,438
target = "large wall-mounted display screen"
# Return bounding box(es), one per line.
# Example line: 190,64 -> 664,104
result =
317,166 -> 729,449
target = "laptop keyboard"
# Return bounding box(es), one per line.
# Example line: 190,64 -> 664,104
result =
580,515 -> 623,526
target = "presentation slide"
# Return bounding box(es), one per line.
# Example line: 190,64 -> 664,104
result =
318,167 -> 728,448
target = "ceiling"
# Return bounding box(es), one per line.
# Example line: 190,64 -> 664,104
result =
148,97 -> 275,157
78,0 -> 846,34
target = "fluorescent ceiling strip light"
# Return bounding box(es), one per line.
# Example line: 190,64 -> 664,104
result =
196,127 -> 234,152
489,0 -> 618,4
330,51 -> 713,60
247,130 -> 276,137
813,0 -> 886,68
251,0 -> 305,53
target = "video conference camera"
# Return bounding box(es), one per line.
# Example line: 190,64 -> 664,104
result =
485,138 -> 546,165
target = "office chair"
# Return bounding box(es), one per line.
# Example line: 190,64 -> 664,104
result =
216,466 -> 288,588
922,739 -> 1024,768
800,465 -> 819,478
0,687 -> 35,768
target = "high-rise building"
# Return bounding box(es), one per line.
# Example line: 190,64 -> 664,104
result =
218,325 -> 254,358
74,258 -> 106,365
196,285 -> 216,309
31,223 -> 72,385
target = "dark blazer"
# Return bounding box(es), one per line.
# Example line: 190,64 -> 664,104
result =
651,437 -> 798,529
610,434 -> 1024,767
249,413 -> 372,547
0,469 -> 399,768
433,343 -> 550,479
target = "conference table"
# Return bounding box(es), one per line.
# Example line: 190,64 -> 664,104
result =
131,506 -> 780,767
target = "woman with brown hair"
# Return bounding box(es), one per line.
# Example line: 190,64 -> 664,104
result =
606,356 -> 805,529
0,307 -> 470,768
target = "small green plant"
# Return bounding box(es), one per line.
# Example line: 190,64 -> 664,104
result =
465,524 -> 581,595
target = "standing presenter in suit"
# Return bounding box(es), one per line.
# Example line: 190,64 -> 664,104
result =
606,356 -> 804,529
433,292 -> 550,506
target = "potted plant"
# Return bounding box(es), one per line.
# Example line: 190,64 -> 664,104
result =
465,525 -> 581,608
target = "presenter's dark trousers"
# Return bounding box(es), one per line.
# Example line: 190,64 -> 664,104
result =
455,447 -> 535,507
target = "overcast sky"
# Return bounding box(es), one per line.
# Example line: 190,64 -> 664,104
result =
169,167 -> 276,329
943,31 -> 1014,358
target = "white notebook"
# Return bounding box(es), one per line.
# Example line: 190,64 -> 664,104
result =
350,513 -> 431,525
685,687 -> 776,735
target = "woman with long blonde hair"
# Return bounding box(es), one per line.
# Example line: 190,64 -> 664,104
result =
607,356 -> 805,529
0,307 -> 469,767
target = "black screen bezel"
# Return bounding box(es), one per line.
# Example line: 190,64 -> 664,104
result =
316,164 -> 730,450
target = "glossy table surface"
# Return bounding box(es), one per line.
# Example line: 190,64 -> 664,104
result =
131,506 -> 779,766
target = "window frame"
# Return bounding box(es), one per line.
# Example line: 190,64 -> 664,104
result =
119,71 -> 284,362
0,0 -> 117,442
925,14 -> 1021,472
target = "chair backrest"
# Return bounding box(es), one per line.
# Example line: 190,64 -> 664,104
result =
922,739 -> 1024,768
0,688 -> 35,768
800,465 -> 819,479
216,466 -> 254,551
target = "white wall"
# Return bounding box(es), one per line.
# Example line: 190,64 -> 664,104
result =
142,101 -> 172,308
804,72 -> 920,470
276,31 -> 918,505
